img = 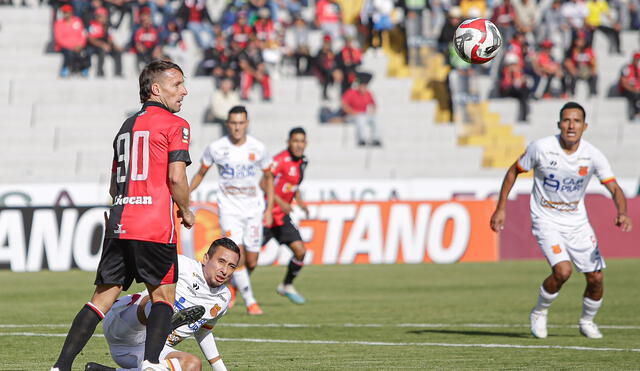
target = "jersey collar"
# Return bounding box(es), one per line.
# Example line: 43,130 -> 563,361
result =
287,149 -> 305,162
142,101 -> 171,112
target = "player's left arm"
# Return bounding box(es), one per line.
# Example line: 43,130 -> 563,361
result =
294,190 -> 309,218
194,328 -> 228,371
602,180 -> 632,232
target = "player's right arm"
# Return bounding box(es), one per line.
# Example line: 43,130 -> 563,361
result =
189,164 -> 210,192
490,162 -> 523,232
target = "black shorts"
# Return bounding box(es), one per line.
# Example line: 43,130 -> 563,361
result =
262,215 -> 303,246
94,238 -> 178,291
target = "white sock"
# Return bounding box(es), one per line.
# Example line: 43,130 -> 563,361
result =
533,285 -> 559,313
580,297 -> 603,322
232,268 -> 257,307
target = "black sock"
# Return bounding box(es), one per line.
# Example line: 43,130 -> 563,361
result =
54,303 -> 103,371
144,301 -> 173,364
284,258 -> 304,285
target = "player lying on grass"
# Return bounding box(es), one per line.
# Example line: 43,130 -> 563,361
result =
85,238 -> 240,371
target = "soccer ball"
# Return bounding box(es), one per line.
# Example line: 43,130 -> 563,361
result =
453,18 -> 503,64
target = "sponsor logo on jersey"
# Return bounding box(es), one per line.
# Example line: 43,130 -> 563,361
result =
578,166 -> 589,176
114,224 -> 126,234
540,198 -> 579,212
212,293 -> 228,302
248,152 -> 256,161
543,174 -> 560,192
113,195 -> 153,206
192,282 -> 200,291
288,166 -> 297,176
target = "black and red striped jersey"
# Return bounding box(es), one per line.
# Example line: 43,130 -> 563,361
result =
105,101 -> 191,244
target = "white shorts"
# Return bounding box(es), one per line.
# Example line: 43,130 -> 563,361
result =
532,222 -> 606,273
219,212 -> 263,253
108,343 -> 144,369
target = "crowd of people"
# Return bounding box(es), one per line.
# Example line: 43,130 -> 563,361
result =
43,0 -> 640,123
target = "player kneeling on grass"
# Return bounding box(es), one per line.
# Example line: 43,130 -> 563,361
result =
490,102 -> 632,339
85,238 -> 240,371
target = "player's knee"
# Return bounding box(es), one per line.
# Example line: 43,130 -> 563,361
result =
246,260 -> 258,272
586,271 -> 603,287
552,264 -> 572,283
181,355 -> 203,371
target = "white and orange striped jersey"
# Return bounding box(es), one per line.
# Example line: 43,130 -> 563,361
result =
200,135 -> 272,216
517,135 -> 615,227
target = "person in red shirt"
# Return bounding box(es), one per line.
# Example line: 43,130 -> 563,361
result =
254,7 -> 275,43
619,52 -> 640,122
337,36 -> 363,94
133,7 -> 161,71
564,33 -> 598,97
314,34 -> 343,100
537,39 -> 567,98
263,127 -> 310,304
341,73 -> 381,146
315,0 -> 343,40
51,60 -> 195,371
176,0 -> 215,49
238,38 -> 271,101
87,7 -> 123,77
230,11 -> 253,49
500,52 -> 530,122
53,4 -> 89,77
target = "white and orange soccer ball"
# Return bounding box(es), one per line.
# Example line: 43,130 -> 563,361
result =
453,18 -> 503,64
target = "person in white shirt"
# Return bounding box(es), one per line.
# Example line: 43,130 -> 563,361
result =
190,105 -> 274,316
84,238 -> 240,371
490,101 -> 632,339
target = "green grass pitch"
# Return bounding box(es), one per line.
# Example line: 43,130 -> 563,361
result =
1,259 -> 639,370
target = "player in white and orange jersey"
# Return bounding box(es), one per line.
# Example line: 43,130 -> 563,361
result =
491,101 -> 632,339
190,105 -> 274,315
84,238 -> 239,371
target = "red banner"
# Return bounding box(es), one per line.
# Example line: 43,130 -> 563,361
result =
177,200 -> 499,265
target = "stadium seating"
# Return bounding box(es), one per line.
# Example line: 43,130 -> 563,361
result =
1,6 -> 639,186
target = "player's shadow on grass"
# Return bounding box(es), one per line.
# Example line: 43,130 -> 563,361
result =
407,329 -> 530,338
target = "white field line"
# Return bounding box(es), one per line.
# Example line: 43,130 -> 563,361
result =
1,332 -> 639,353
1,323 -> 639,330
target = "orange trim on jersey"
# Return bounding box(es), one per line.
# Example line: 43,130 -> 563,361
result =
515,161 -> 527,173
200,161 -> 211,169
601,177 -> 616,184
166,359 -> 176,371
202,323 -> 214,330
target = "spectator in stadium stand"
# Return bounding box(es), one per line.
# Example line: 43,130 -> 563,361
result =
238,38 -> 272,101
490,0 -> 520,46
314,34 -> 343,100
133,7 -> 161,71
401,0 -> 428,66
315,0 -> 342,40
619,52 -> 640,123
254,7 -> 275,43
159,18 -> 186,65
561,0 -> 591,45
87,7 -> 123,78
54,4 -> 89,78
284,14 -> 312,76
491,101 -> 632,340
207,77 -> 241,129
563,32 -> 598,97
176,0 -> 215,49
500,52 -> 530,123
438,6 -> 462,54
536,40 -> 567,99
513,0 -> 537,40
342,73 -> 382,147
230,10 -> 254,48
537,0 -> 568,58
79,0 -> 106,27
369,0 -> 395,50
51,59 -> 195,371
337,35 -> 363,94
586,0 -> 622,55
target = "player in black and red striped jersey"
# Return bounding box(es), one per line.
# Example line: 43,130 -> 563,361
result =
263,127 -> 309,304
52,60 -> 195,371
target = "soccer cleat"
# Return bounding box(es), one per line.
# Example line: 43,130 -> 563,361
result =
277,283 -> 306,304
170,305 -> 205,330
84,362 -> 116,371
228,284 -> 237,309
246,302 -> 263,315
530,309 -> 548,338
140,360 -> 169,371
579,320 -> 603,339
